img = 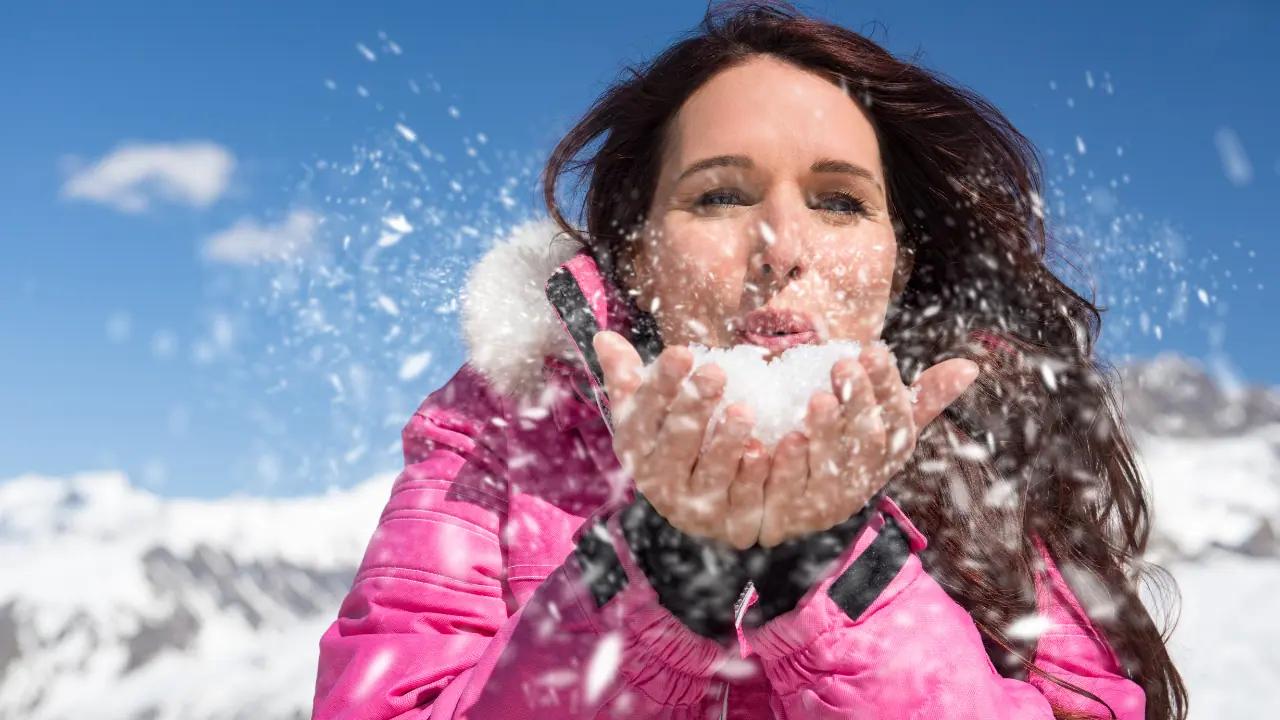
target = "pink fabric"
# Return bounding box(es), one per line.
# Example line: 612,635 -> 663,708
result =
310,250 -> 1145,719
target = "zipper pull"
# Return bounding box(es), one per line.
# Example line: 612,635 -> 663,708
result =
733,580 -> 759,659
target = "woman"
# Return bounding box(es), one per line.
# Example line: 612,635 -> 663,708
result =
311,3 -> 1185,719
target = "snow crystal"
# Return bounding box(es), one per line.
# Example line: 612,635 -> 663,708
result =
584,632 -> 622,703
397,351 -> 432,381
714,656 -> 762,681
758,219 -> 777,246
1006,613 -> 1052,641
376,295 -> 400,316
538,668 -> 579,689
682,340 -> 862,449
952,440 -> 991,463
383,213 -> 413,234
378,213 -> 414,247
394,123 -> 417,143
344,445 -> 367,464
356,43 -> 377,62
1214,126 -> 1253,186
1038,361 -> 1058,392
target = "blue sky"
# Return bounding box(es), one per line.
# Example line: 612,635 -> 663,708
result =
2,1 -> 1276,497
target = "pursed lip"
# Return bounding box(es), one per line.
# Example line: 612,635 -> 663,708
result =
733,308 -> 820,353
738,329 -> 818,353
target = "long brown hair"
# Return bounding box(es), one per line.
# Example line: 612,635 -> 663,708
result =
539,2 -> 1187,718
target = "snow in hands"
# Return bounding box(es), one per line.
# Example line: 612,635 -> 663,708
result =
683,339 -> 863,449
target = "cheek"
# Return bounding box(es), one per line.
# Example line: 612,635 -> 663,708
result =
823,225 -> 898,295
812,225 -> 898,341
650,219 -> 750,297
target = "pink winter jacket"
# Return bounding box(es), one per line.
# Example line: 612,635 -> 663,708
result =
311,219 -> 1146,720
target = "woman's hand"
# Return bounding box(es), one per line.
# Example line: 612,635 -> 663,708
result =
757,342 -> 980,547
592,330 -> 770,550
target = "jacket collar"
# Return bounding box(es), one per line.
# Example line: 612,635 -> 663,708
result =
459,217 -> 661,432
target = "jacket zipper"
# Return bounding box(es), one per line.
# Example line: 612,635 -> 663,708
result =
719,681 -> 730,719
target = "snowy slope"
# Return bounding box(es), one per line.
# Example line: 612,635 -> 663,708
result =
1120,353 -> 1280,561
1,354 -> 1277,719
0,471 -> 394,720
1120,354 -> 1280,716
1161,555 -> 1280,720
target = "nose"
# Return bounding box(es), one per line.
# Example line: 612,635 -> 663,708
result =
751,197 -> 806,289
759,258 -> 801,281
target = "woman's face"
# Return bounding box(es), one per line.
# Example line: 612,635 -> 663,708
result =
629,54 -> 907,357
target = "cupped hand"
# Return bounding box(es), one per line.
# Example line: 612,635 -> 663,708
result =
756,342 -> 980,547
592,330 -> 770,550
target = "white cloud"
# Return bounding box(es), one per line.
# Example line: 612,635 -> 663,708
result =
202,209 -> 319,265
61,140 -> 235,213
1214,126 -> 1253,187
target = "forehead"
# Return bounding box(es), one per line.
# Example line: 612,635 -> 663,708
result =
662,55 -> 882,176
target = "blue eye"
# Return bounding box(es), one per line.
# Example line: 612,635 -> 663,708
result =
695,189 -> 869,217
816,192 -> 868,216
696,189 -> 745,207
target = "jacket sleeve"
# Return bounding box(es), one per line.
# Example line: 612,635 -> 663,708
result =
739,497 -> 1145,720
310,364 -> 738,720
1026,538 -> 1147,719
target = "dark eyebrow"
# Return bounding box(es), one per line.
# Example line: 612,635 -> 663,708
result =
676,154 -> 754,183
676,154 -> 883,194
810,157 -> 884,194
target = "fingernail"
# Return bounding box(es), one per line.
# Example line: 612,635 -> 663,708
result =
692,371 -> 722,399
783,433 -> 806,454
727,417 -> 751,438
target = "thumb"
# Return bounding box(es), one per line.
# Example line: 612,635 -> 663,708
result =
592,330 -> 644,402
909,358 -> 980,430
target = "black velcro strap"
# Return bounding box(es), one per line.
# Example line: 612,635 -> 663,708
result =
572,518 -> 629,608
545,267 -> 606,391
626,305 -> 666,366
546,266 -> 617,431
827,515 -> 911,621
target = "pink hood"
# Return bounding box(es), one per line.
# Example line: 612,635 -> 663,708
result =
310,217 -> 1146,719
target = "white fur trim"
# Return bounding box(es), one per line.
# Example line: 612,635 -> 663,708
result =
460,216 -> 584,398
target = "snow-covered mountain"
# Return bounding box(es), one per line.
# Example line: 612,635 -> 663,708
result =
1119,353 -> 1280,560
1,353 -> 1276,719
0,471 -> 394,720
